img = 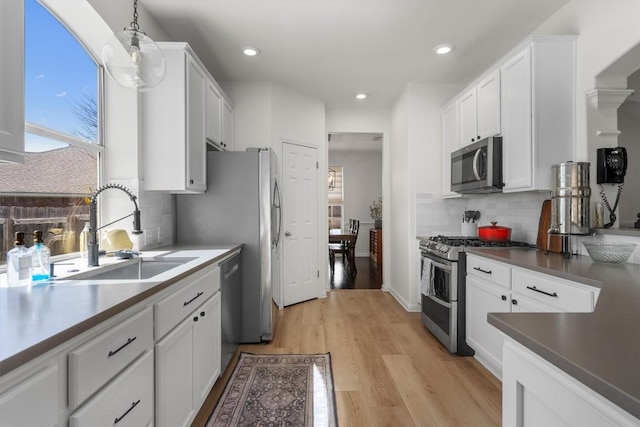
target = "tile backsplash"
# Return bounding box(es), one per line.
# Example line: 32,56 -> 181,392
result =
416,192 -> 640,264
416,192 -> 551,244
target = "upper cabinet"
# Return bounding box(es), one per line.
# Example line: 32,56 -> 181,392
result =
0,0 -> 25,163
459,70 -> 501,147
143,42 -> 234,193
501,37 -> 576,193
440,36 -> 576,195
206,81 -> 234,151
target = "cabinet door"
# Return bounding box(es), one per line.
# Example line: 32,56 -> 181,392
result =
477,70 -> 501,139
466,276 -> 510,376
193,293 -> 221,406
441,101 -> 460,197
156,315 -> 195,427
206,80 -> 223,145
459,87 -> 478,147
501,46 -> 533,192
222,99 -> 234,151
186,55 -> 207,191
0,365 -> 58,427
0,0 -> 25,163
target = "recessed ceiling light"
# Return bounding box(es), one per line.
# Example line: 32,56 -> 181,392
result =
355,93 -> 368,100
242,47 -> 261,56
434,44 -> 455,55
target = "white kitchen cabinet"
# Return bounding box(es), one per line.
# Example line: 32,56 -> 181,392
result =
155,262 -> 222,427
69,351 -> 154,427
441,100 -> 461,197
0,0 -> 25,163
222,98 -> 234,151
0,364 -> 59,427
156,293 -> 220,427
206,79 -> 223,146
466,253 -> 599,379
502,339 -> 640,427
143,42 -> 207,193
68,306 -> 153,408
466,275 -> 511,378
501,37 -> 577,193
459,70 -> 501,147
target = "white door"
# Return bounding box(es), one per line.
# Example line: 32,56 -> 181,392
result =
282,142 -> 319,306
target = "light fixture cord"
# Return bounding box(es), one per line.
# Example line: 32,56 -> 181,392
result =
130,0 -> 140,31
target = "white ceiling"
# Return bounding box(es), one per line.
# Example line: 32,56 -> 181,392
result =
141,0 -> 571,110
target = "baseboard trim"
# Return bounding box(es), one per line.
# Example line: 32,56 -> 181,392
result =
383,284 -> 421,312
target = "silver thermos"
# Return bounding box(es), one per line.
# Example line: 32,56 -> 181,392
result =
549,162 -> 591,257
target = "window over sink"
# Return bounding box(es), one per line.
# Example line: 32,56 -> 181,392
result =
0,0 -> 102,265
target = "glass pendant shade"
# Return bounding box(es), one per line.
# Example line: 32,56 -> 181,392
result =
102,28 -> 166,91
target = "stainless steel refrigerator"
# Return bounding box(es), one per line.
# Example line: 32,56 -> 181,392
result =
176,148 -> 282,347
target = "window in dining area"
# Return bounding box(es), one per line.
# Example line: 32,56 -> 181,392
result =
328,166 -> 343,229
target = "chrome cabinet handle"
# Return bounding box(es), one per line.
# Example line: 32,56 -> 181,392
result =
526,286 -> 558,298
108,337 -> 137,358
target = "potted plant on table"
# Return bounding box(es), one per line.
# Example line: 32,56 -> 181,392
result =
370,197 -> 382,229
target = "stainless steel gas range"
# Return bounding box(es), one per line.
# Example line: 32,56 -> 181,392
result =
419,235 -> 533,355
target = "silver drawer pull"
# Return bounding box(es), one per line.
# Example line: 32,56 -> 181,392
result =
526,285 -> 558,298
183,291 -> 204,307
473,266 -> 492,274
114,399 -> 140,424
108,337 -> 137,358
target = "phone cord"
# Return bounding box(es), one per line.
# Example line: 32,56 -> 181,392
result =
599,183 -> 624,228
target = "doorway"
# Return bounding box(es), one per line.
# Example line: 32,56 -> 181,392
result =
328,132 -> 383,288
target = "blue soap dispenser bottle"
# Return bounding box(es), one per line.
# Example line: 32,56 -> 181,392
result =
30,230 -> 51,282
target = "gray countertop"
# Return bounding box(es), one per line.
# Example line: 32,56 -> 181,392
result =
467,247 -> 640,419
0,244 -> 241,376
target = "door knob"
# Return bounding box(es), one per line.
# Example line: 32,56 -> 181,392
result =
285,231 -> 292,237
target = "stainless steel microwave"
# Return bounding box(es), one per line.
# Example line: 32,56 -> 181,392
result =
451,136 -> 503,194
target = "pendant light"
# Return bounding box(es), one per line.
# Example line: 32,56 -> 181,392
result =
101,0 -> 166,91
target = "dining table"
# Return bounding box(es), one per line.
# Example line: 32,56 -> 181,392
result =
329,229 -> 357,275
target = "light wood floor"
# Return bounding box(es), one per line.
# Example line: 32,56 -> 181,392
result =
193,290 -> 502,427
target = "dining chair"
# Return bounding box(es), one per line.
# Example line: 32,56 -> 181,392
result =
329,219 -> 355,279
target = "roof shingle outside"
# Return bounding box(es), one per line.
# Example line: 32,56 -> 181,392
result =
0,146 -> 96,195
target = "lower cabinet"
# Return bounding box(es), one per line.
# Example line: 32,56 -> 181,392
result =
70,351 -> 154,427
502,339 -> 639,426
156,293 -> 221,427
466,276 -> 511,377
466,254 -> 600,379
0,364 -> 59,427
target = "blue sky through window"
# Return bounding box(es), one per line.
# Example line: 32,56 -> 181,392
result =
25,0 -> 98,151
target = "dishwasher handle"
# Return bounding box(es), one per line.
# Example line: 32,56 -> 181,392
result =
220,253 -> 240,279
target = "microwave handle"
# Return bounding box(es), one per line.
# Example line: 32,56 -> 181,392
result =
472,148 -> 482,181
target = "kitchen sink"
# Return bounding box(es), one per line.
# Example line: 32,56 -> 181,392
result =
65,257 -> 197,281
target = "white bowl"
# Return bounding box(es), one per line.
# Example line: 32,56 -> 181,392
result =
582,240 -> 637,263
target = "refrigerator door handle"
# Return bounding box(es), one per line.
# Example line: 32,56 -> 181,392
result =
273,179 -> 283,248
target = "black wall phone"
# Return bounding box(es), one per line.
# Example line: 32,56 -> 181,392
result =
597,147 -> 627,228
597,147 -> 627,184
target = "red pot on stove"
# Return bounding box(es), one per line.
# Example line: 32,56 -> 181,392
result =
478,222 -> 512,242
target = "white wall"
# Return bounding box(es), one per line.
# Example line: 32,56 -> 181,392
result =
328,149 -> 382,256
617,70 -> 640,228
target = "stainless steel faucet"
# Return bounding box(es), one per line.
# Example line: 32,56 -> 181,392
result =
88,183 -> 143,266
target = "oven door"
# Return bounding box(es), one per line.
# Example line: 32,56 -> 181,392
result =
420,253 -> 458,353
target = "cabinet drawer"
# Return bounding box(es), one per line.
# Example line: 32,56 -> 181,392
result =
69,307 -> 153,407
512,268 -> 597,312
0,365 -> 59,427
466,254 -> 511,289
70,351 -> 154,427
155,265 -> 220,339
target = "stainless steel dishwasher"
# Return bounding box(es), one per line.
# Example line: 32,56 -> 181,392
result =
220,252 -> 242,373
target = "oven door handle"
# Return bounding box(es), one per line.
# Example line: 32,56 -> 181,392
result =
423,257 -> 453,273
425,294 -> 452,309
